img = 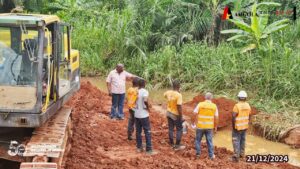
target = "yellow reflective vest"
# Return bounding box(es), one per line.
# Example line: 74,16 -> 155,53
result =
233,102 -> 251,130
127,87 -> 138,109
197,101 -> 217,129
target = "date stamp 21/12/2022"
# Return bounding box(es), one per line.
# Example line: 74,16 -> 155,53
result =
246,154 -> 289,163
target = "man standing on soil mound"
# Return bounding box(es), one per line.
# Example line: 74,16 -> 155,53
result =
135,79 -> 155,155
163,80 -> 185,150
232,90 -> 252,162
192,92 -> 219,160
106,63 -> 136,120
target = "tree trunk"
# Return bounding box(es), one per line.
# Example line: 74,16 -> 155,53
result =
208,11 -> 217,45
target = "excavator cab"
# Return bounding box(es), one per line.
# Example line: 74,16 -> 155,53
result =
0,14 -> 79,169
0,14 -> 80,128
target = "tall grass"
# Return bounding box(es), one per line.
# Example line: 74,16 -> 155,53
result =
56,6 -> 135,75
127,40 -> 300,106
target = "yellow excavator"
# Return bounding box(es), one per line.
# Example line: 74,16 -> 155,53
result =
0,13 -> 80,169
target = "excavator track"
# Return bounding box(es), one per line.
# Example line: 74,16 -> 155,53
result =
20,107 -> 72,169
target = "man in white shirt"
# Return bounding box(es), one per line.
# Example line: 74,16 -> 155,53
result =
106,64 -> 135,120
135,79 -> 155,155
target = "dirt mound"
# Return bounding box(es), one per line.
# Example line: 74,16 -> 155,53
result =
63,81 -> 298,169
183,95 -> 258,128
280,125 -> 300,148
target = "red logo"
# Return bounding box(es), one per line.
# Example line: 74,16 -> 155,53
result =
222,6 -> 233,20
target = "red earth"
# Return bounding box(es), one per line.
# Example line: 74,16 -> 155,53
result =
62,81 -> 299,169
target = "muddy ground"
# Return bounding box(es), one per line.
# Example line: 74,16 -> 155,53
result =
63,81 -> 299,169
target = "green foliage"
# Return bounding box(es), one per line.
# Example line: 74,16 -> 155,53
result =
45,0 -> 225,75
55,4 -> 134,75
221,1 -> 290,53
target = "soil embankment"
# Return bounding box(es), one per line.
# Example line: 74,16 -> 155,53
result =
280,125 -> 300,148
63,81 -> 299,169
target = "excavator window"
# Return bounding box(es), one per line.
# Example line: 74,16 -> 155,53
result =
58,24 -> 71,97
0,26 -> 39,86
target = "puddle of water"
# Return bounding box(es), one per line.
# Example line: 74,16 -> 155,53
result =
84,77 -> 300,167
213,129 -> 300,166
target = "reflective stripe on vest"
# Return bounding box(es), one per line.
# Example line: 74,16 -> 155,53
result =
197,101 -> 216,129
236,116 -> 249,120
198,115 -> 214,119
198,121 -> 214,124
234,102 -> 251,130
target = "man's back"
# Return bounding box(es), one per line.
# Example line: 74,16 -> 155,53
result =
195,101 -> 217,129
234,102 -> 251,115
197,101 -> 217,115
164,90 -> 182,115
127,87 -> 138,109
233,101 -> 251,130
135,88 -> 149,118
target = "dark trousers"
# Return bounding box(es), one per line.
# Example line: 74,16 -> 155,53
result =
195,129 -> 214,158
128,109 -> 135,137
110,93 -> 125,119
135,117 -> 152,151
167,116 -> 183,145
232,129 -> 246,158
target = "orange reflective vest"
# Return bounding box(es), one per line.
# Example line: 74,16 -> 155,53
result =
197,101 -> 217,129
234,102 -> 251,130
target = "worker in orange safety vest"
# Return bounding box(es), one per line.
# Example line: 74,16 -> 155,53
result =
232,90 -> 252,162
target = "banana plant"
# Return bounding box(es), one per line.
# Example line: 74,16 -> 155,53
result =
221,1 -> 290,53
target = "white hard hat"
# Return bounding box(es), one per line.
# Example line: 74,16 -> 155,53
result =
237,90 -> 247,98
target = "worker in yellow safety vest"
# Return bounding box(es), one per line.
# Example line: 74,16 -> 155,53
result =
232,90 -> 252,162
164,80 -> 185,151
192,92 -> 219,160
126,77 -> 139,140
